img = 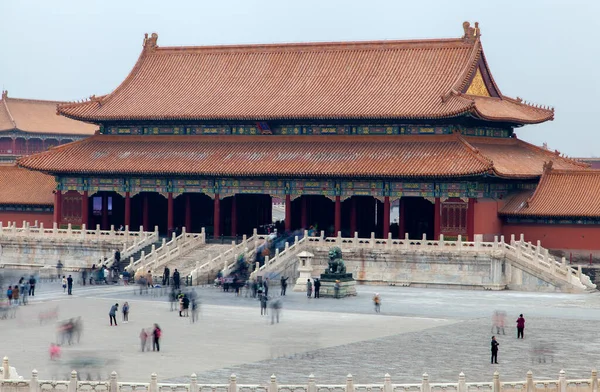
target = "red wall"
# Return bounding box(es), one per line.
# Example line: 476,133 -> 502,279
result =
0,211 -> 53,228
503,224 -> 600,253
473,198 -> 504,241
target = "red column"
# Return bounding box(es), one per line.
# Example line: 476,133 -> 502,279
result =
167,192 -> 174,235
25,139 -> 29,154
124,192 -> 131,228
383,196 -> 390,237
41,139 -> 46,151
284,194 -> 292,232
350,197 -> 357,235
185,194 -> 192,232
334,195 -> 341,235
11,138 -> 15,154
81,191 -> 89,227
300,196 -> 308,229
213,194 -> 221,238
434,197 -> 441,239
53,190 -> 62,226
101,193 -> 109,230
231,195 -> 237,236
142,194 -> 149,231
398,197 -> 406,238
467,197 -> 476,241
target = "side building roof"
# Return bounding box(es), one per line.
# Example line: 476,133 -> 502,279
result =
56,23 -> 553,125
17,133 -> 585,179
500,166 -> 600,219
0,91 -> 97,136
0,164 -> 55,206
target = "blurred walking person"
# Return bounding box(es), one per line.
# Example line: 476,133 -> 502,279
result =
109,303 -> 119,326
12,284 -> 19,305
152,324 -> 161,351
516,314 -> 526,339
314,278 -> 321,298
67,275 -> 73,295
270,298 -> 281,324
29,276 -> 36,296
306,279 -> 312,298
191,299 -> 199,323
260,294 -> 268,316
122,302 -> 130,323
140,329 -> 148,352
373,293 -> 381,313
172,269 -> 180,290
62,276 -> 67,293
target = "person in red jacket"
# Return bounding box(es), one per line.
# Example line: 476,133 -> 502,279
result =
516,314 -> 525,339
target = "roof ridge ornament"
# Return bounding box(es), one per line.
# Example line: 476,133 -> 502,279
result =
462,22 -> 481,43
543,160 -> 554,173
1,90 -> 7,100
143,33 -> 159,51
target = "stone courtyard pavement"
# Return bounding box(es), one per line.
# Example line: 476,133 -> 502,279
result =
2,282 -> 600,384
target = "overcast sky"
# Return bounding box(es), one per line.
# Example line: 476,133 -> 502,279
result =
1,0 -> 598,157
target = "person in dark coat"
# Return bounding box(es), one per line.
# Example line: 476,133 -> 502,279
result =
516,314 -> 526,339
172,269 -> 180,290
314,278 -> 321,298
67,275 -> 73,295
491,336 -> 499,364
163,267 -> 170,286
280,276 -> 288,296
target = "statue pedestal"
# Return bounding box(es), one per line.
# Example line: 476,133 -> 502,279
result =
293,251 -> 315,292
319,274 -> 356,297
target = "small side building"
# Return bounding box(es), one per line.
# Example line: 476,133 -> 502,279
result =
0,164 -> 56,227
501,164 -> 600,255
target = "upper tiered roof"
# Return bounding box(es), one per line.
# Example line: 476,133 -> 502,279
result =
501,164 -> 600,218
0,91 -> 97,136
57,22 -> 553,125
17,133 -> 585,179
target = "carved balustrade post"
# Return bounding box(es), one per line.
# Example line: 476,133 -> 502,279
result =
269,375 -> 277,392
492,371 -> 500,392
383,374 -> 391,392
30,370 -> 39,392
190,374 -> 198,392
526,371 -> 534,392
439,234 -> 445,248
558,370 -> 567,392
346,374 -> 355,392
457,235 -> 462,252
110,371 -> 118,392
68,371 -> 78,392
228,374 -> 237,392
591,369 -> 598,392
307,374 -> 316,392
421,373 -> 431,392
149,373 -> 158,392
2,357 -> 8,379
457,372 -> 466,392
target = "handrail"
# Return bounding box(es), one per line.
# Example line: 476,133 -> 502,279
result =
250,234 -> 307,279
0,221 -> 152,243
102,227 -> 160,268
132,228 -> 206,273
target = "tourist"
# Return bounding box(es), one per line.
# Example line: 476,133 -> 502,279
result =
491,336 -> 499,364
373,293 -> 381,313
152,324 -> 161,352
49,343 -> 61,360
28,276 -> 36,296
169,288 -> 178,311
182,294 -> 190,317
146,271 -> 153,288
491,310 -> 506,335
109,303 -> 119,326
334,280 -> 341,299
81,270 -> 87,286
11,284 -> 19,305
306,279 -> 312,298
172,269 -> 180,290
516,314 -> 526,339
6,286 -> 12,302
280,276 -> 288,296
252,279 -> 258,298
61,276 -> 67,293
260,293 -> 268,315
263,278 -> 269,297
163,266 -> 170,286
270,298 -> 282,324
191,299 -> 199,323
122,301 -> 130,323
314,278 -> 321,298
140,328 -> 148,352
114,250 -> 121,266
67,275 -> 73,295
19,278 -> 27,305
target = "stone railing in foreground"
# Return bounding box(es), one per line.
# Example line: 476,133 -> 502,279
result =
0,357 -> 599,392
189,229 -> 269,282
0,221 -> 154,244
132,228 -> 206,273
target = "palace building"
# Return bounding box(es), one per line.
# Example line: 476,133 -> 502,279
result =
16,22 -> 599,252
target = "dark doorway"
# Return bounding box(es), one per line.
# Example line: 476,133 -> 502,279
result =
403,197 -> 434,240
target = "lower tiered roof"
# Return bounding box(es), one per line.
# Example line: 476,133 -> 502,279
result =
17,134 -> 586,179
0,164 -> 55,205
